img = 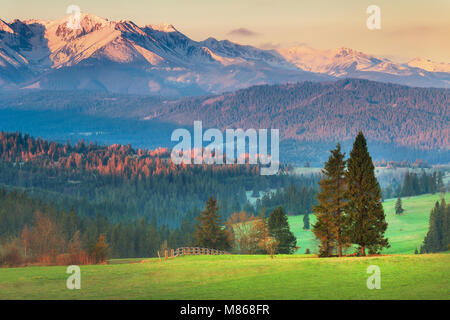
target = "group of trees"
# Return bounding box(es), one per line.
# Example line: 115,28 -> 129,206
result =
313,132 -> 389,257
399,171 -> 444,197
254,183 -> 318,216
194,197 -> 297,255
380,168 -> 446,201
0,210 -> 109,267
0,189 -> 196,266
420,199 -> 449,253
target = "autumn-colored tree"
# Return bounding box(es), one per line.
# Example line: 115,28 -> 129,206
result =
67,231 -> 90,265
21,225 -> 32,258
227,211 -> 257,253
29,211 -> 65,262
264,237 -> 279,259
90,234 -> 109,264
0,244 -> 23,267
227,210 -> 272,254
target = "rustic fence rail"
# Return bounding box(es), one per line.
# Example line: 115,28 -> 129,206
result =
157,247 -> 230,261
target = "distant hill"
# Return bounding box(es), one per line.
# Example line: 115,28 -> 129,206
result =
152,79 -> 449,156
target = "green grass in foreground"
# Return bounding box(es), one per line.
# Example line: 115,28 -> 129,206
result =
289,193 -> 448,254
0,254 -> 448,300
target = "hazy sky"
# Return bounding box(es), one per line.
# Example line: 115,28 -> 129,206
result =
2,0 -> 449,62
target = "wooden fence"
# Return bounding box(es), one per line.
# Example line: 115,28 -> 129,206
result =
157,247 -> 230,261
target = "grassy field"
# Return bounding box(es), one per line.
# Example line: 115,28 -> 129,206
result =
0,192 -> 447,300
289,193 -> 448,254
0,254 -> 448,300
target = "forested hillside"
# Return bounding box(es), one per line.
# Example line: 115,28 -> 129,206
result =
0,132 -> 318,227
0,189 -> 180,259
154,79 -> 450,152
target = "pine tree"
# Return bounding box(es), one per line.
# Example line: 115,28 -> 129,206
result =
421,199 -> 449,253
401,172 -> 413,197
344,131 -> 389,256
268,206 -> 297,254
411,173 -> 420,196
194,197 -> 232,250
395,197 -> 404,215
312,143 -> 348,257
303,212 -> 310,230
431,172 -> 437,194
437,172 -> 444,193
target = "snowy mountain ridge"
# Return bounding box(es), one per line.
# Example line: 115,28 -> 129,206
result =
0,13 -> 448,95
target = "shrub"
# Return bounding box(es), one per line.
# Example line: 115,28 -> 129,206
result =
0,245 -> 23,267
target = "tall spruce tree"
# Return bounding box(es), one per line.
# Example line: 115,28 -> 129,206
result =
268,206 -> 297,254
401,172 -> 413,197
303,212 -> 310,230
313,143 -> 348,257
194,197 -> 232,250
344,132 -> 389,256
395,197 -> 404,215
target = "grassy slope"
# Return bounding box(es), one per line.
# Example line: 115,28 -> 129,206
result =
289,193 -> 448,254
0,254 -> 448,300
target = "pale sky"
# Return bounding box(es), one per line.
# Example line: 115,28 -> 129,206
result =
2,0 -> 450,62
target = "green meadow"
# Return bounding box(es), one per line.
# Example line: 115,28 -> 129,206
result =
289,193 -> 448,254
0,193 -> 448,300
0,254 -> 448,300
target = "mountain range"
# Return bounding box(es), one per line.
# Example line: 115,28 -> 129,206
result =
1,13 -> 449,96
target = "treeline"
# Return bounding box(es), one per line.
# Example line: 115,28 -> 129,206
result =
313,132 -> 389,257
399,171 -> 444,197
420,199 -> 449,254
0,189 -> 195,266
381,169 -> 446,200
373,159 -> 430,169
255,184 -> 318,216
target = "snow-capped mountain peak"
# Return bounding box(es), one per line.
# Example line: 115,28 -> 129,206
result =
145,23 -> 177,33
407,57 -> 450,73
0,13 -> 448,95
277,45 -> 449,85
0,19 -> 15,34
